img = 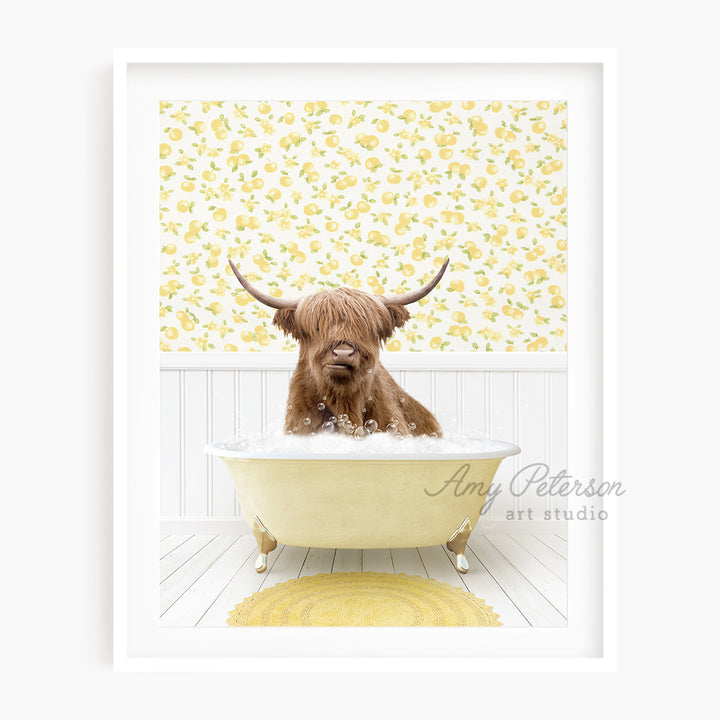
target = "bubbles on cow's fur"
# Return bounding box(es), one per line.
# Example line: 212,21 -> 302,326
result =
353,426 -> 368,439
408,422 -> 416,431
321,421 -> 336,434
287,404 -> 293,410
317,402 -> 325,411
322,396 -> 327,401
367,396 -> 373,402
362,407 -> 367,414
364,419 -> 379,434
303,417 -> 312,426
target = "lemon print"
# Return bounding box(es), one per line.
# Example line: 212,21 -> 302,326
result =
158,99 -> 566,352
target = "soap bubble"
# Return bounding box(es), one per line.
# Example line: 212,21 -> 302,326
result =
400,397 -> 405,403
364,419 -> 378,434
354,426 -> 368,439
322,396 -> 327,401
362,407 -> 367,414
317,402 -> 325,411
329,416 -> 337,424
367,396 -> 373,402
303,417 -> 312,426
321,421 -> 335,434
408,422 -> 416,431
287,404 -> 293,410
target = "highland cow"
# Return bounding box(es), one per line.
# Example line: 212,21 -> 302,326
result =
228,258 -> 449,437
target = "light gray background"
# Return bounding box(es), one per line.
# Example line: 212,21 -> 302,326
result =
1,2 -> 715,717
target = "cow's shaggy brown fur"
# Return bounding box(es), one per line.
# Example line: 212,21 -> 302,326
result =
272,288 -> 442,437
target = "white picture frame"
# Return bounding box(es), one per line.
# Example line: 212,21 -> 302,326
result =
114,48 -> 617,671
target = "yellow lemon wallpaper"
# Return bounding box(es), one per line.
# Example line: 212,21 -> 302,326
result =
159,100 -> 567,352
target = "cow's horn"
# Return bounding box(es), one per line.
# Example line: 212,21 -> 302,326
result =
227,259 -> 299,310
381,257 -> 450,306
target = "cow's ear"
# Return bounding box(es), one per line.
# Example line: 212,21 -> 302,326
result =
273,308 -> 301,339
383,304 -> 411,338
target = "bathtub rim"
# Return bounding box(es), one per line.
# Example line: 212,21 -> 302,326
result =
205,437 -> 521,461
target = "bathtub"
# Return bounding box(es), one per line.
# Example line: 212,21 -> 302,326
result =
206,437 -> 520,574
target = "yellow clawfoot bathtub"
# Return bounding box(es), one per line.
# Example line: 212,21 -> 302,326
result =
206,438 -> 520,574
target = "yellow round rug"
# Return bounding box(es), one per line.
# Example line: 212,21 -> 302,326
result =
227,572 -> 502,626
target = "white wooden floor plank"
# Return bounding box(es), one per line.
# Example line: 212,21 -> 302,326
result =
258,545 -> 310,591
468,536 -> 566,627
160,534 -> 257,627
417,545 -> 467,590
299,548 -> 335,577
196,544 -> 286,627
511,534 -> 567,582
363,548 -> 394,573
390,548 -> 427,577
534,533 -> 567,558
332,549 -> 363,573
485,534 -> 567,616
159,534 -> 192,559
160,533 -> 570,629
159,534 -> 217,582
449,542 -> 530,628
160,535 -> 241,616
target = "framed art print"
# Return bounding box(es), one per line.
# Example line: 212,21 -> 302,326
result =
114,49 -> 617,671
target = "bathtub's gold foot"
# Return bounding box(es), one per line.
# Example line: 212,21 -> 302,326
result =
252,516 -> 277,573
446,516 -> 473,575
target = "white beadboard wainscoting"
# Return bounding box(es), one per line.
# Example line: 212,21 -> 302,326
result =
160,352 -> 568,534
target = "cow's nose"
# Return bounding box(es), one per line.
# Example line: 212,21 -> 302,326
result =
332,343 -> 355,363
